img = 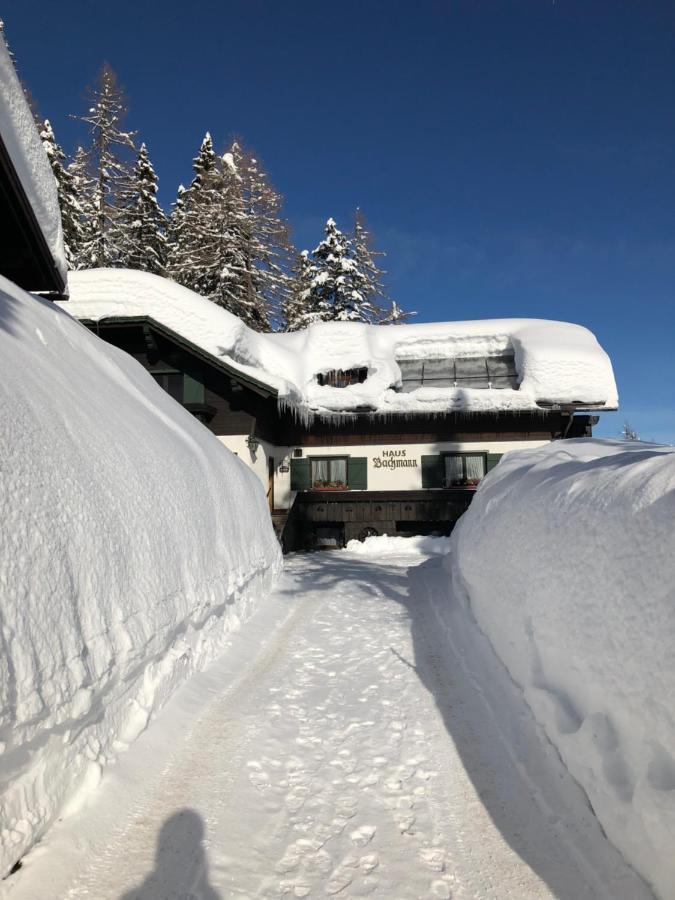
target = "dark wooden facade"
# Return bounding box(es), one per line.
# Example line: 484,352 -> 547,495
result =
285,489 -> 476,548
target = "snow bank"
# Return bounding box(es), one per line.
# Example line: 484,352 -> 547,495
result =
64,269 -> 618,417
0,276 -> 281,877
449,438 -> 675,898
0,37 -> 66,287
344,534 -> 451,557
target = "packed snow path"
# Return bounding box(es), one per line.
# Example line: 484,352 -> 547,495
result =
4,550 -> 651,900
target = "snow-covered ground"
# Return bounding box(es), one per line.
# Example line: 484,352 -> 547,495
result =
2,544 -> 651,899
450,439 -> 675,898
0,278 -> 281,879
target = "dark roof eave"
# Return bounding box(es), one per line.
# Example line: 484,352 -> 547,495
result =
0,132 -> 67,298
80,314 -> 278,399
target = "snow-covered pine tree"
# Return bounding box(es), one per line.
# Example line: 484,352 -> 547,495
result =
119,143 -> 167,274
168,136 -> 292,331
621,421 -> 640,441
228,141 -> 293,330
283,250 -> 317,330
179,136 -> 259,325
380,300 -> 417,325
350,209 -> 416,325
350,209 -> 387,318
207,144 -> 260,326
39,120 -> 88,268
76,63 -> 136,267
66,146 -> 97,269
167,132 -> 220,294
305,218 -> 378,324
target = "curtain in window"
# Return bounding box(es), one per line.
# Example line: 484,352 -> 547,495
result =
331,459 -> 347,485
312,459 -> 329,485
465,454 -> 485,482
444,455 -> 464,485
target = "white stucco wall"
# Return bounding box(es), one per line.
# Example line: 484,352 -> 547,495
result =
219,436 -> 551,511
217,435 -> 275,497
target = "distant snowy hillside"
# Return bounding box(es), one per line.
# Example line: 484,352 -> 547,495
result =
449,439 -> 675,898
0,277 -> 281,878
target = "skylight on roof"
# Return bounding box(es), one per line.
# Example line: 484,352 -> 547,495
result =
397,354 -> 518,392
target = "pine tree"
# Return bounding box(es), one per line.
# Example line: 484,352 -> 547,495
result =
229,142 -> 293,330
76,63 -> 136,267
66,146 -> 97,269
39,120 -> 88,267
621,421 -> 640,441
304,218 -> 378,324
208,144 -> 258,325
167,132 -> 233,300
351,209 -> 387,317
168,137 -> 292,331
119,143 -> 167,274
283,250 -> 317,330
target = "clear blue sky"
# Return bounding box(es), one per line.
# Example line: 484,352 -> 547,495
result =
8,1 -> 675,441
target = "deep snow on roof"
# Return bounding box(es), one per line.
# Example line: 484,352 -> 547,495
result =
63,269 -> 619,416
0,37 -> 67,287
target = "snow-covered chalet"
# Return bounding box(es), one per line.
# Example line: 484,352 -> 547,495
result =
62,269 -> 619,550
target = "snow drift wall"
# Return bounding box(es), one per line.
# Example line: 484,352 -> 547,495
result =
0,278 -> 282,876
449,438 -> 675,898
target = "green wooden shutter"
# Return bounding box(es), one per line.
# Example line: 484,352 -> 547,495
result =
421,454 -> 445,488
183,372 -> 205,404
348,457 -> 368,491
290,458 -> 311,491
486,452 -> 503,472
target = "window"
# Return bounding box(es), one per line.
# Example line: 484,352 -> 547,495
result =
316,368 -> 368,388
311,457 -> 348,490
150,370 -> 206,406
486,355 -> 518,389
443,453 -> 486,487
151,370 -> 183,401
398,354 -> 517,392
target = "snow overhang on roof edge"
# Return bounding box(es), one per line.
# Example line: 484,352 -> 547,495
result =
61,269 -> 620,417
0,38 -> 67,294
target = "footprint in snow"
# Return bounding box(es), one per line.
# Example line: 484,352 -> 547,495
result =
349,824 -> 376,846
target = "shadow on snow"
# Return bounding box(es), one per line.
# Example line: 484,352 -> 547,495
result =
119,808 -> 220,900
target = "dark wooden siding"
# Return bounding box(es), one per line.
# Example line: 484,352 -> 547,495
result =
287,489 -> 475,550
85,321 -> 282,442
283,411 -> 592,444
